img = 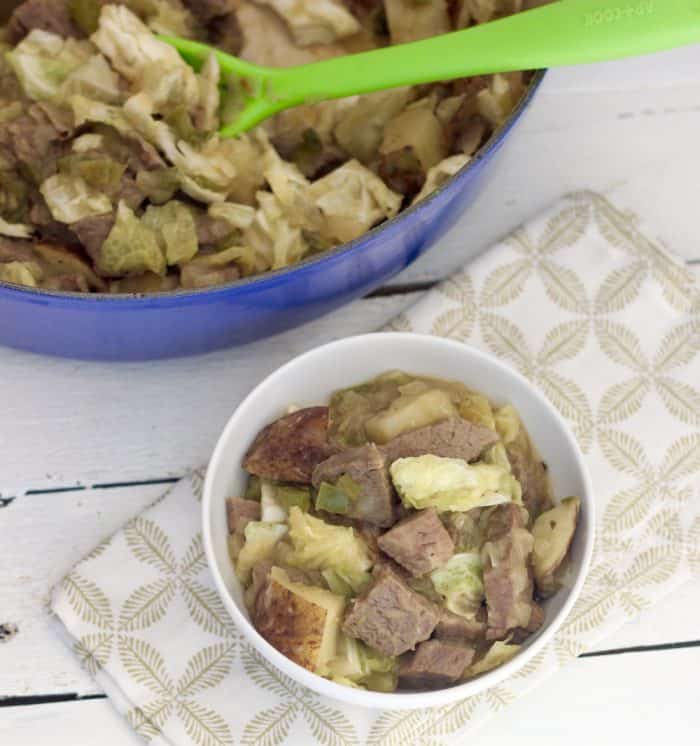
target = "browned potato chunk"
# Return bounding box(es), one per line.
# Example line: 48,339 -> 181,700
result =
254,567 -> 344,672
532,497 -> 580,597
244,406 -> 334,483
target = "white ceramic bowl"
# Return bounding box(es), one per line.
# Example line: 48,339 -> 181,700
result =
203,333 -> 595,710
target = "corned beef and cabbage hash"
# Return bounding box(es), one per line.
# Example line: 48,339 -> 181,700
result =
228,371 -> 581,692
0,0 -> 532,294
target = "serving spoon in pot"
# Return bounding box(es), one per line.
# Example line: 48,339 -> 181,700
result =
161,0 -> 700,137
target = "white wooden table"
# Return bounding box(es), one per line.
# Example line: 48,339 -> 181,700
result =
2,48 -> 699,745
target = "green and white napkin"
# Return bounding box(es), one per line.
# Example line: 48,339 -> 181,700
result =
52,191 -> 700,746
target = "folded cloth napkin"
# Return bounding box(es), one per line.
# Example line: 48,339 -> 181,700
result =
52,191 -> 700,746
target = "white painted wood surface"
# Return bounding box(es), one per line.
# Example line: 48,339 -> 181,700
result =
4,649 -> 699,746
2,47 -> 699,746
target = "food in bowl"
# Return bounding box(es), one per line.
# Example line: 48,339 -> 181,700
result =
225,370 -> 581,692
0,0 -> 532,294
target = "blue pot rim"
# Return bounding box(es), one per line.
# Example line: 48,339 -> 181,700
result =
0,70 -> 546,308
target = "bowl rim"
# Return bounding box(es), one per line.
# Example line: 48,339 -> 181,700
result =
0,71 -> 546,304
202,332 -> 595,710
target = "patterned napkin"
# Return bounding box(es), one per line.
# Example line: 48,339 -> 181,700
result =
51,191 -> 700,746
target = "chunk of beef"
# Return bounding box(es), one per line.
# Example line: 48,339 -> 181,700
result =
226,496 -> 261,536
342,566 -> 439,656
72,214 -> 116,264
116,174 -> 145,211
481,504 -> 535,640
7,0 -> 82,43
509,602 -> 545,644
377,508 -> 454,576
0,237 -> 35,263
506,442 -> 553,521
244,407 -> 334,484
312,444 -> 395,528
6,105 -> 68,177
29,198 -> 81,250
434,607 -> 487,643
182,0 -> 232,23
378,147 -> 425,201
382,418 -> 499,463
207,9 -> 244,55
195,211 -> 233,248
399,639 -> 475,688
180,261 -> 240,290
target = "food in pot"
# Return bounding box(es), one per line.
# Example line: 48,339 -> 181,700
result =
0,0 -> 530,293
227,370 -> 581,692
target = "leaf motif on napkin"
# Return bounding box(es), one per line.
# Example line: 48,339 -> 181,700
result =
122,640 -> 235,745
241,645 -> 359,746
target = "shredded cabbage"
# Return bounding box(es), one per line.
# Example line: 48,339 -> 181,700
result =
63,54 -> 123,104
0,261 -> 42,286
142,201 -> 198,265
494,404 -> 521,445
390,455 -> 521,512
236,521 -> 288,583
98,201 -> 165,277
467,641 -> 520,677
256,0 -> 362,46
92,5 -> 198,103
0,217 -> 33,239
285,507 -> 372,592
326,634 -> 397,689
40,173 -> 113,224
430,552 -> 485,617
6,30 -> 92,103
306,160 -> 402,244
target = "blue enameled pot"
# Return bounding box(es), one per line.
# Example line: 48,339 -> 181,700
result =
0,73 -> 544,360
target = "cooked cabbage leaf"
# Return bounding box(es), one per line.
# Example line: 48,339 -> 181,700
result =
286,506 -> 372,592
63,54 -> 123,104
466,641 -> 520,678
236,521 -> 288,583
0,260 -> 42,287
390,455 -> 520,512
430,552 -> 484,617
412,154 -> 470,205
136,168 -> 180,205
365,387 -> 457,444
142,201 -> 198,265
257,0 -> 361,46
6,30 -> 92,103
245,191 -> 310,270
306,160 -> 402,244
92,5 -> 199,106
0,217 -> 33,239
326,633 -> 397,690
98,201 -> 166,277
494,404 -> 520,445
40,173 -> 113,224
208,202 -> 256,231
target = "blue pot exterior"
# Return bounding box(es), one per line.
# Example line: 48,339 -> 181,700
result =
0,75 -> 543,361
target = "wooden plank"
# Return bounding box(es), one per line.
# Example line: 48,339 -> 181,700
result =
4,648 -> 700,745
0,294 -> 419,494
2,485 -> 698,698
0,485 -> 168,698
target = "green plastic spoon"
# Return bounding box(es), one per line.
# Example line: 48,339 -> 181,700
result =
161,0 -> 700,137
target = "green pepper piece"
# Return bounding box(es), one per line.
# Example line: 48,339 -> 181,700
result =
315,482 -> 350,515
364,671 -> 398,693
69,0 -> 103,35
244,475 -> 261,502
275,484 -> 311,512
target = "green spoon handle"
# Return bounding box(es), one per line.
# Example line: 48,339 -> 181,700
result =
269,0 -> 700,103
